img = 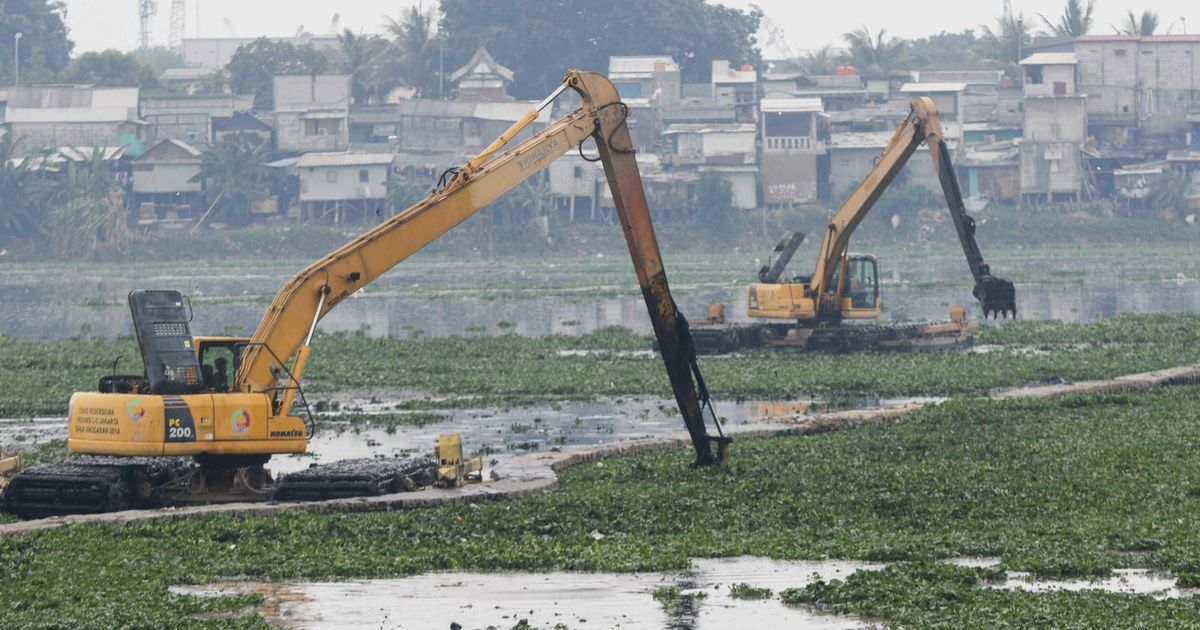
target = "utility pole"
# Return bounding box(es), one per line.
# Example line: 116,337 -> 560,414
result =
13,32 -> 21,87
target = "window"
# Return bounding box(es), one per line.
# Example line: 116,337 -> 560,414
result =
359,169 -> 370,183
327,171 -> 338,184
1026,65 -> 1044,85
840,159 -> 850,167
1053,82 -> 1067,95
1114,49 -> 1127,57
573,166 -> 583,178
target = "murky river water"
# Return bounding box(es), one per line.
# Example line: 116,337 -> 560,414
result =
4,255 -> 1200,339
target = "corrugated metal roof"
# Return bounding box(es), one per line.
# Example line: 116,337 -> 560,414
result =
663,123 -> 756,135
899,82 -> 968,93
829,131 -> 894,149
760,97 -> 824,113
1020,53 -> 1078,66
296,152 -> 397,168
6,107 -> 139,123
1077,34 -> 1200,43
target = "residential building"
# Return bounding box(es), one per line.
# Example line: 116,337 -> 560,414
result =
793,75 -> 868,113
296,152 -> 398,223
212,111 -> 273,146
274,75 -> 351,153
140,94 -> 255,148
1019,53 -> 1087,202
608,56 -> 680,106
898,82 -> 966,138
1074,35 -> 1200,141
958,142 -> 1021,202
663,122 -> 757,209
348,100 -> 550,156
547,153 -> 603,222
711,60 -> 757,123
3,86 -> 148,157
760,98 -> 829,205
451,47 -> 514,101
130,138 -> 204,217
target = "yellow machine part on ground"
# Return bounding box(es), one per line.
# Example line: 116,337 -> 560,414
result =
67,392 -> 307,457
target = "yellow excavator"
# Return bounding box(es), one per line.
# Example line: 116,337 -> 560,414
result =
692,97 -> 1016,353
3,71 -> 729,519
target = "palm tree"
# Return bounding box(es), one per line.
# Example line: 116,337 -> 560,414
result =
1116,9 -> 1159,35
0,137 -> 54,238
1039,0 -> 1097,37
384,6 -> 439,97
192,136 -> 279,227
799,45 -> 837,75
981,12 -> 1034,71
337,29 -> 396,104
841,27 -> 910,77
46,150 -> 130,260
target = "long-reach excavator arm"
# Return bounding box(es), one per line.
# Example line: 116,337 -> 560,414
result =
810,97 -> 1016,318
236,71 -> 727,466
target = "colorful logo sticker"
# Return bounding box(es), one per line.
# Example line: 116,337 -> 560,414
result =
126,398 -> 145,422
231,408 -> 252,434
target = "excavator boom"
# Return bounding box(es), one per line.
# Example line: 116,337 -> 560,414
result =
811,97 -> 1015,318
237,71 -> 726,465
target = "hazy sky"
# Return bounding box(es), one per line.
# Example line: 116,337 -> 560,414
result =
63,1 -> 1199,56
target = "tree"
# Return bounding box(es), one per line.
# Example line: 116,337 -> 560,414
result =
1116,10 -> 1158,35
384,6 -> 439,98
132,46 -> 186,75
336,29 -> 396,103
45,150 -> 130,260
438,0 -> 761,99
1039,0 -> 1097,37
799,46 -> 836,75
0,136 -> 55,239
694,171 -> 735,234
908,30 -> 979,67
0,0 -> 74,84
841,27 -> 910,77
192,136 -> 279,227
385,173 -> 429,214
226,39 -> 331,108
980,12 -> 1035,77
194,69 -> 230,95
63,50 -> 161,90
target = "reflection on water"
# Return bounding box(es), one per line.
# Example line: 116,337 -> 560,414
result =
171,557 -> 886,630
7,278 -> 1200,340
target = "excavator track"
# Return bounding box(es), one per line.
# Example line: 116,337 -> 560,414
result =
2,456 -> 439,520
270,457 -> 438,502
687,320 -> 973,355
3,457 -> 191,519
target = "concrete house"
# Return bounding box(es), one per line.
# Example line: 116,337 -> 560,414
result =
1074,35 -> 1200,142
131,138 -> 204,220
212,111 -> 273,146
898,82 -> 966,138
4,86 -> 148,158
274,75 -> 351,154
1019,53 -> 1087,202
663,122 -> 758,209
140,94 -> 256,149
760,98 -> 829,206
296,152 -> 398,223
547,153 -> 603,222
711,59 -> 758,123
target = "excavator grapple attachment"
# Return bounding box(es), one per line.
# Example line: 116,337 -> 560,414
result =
974,275 -> 1017,319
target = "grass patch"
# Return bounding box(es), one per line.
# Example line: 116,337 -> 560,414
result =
7,314 -> 1200,417
7,389 -> 1200,625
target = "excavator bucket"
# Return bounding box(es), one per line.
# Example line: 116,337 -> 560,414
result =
973,274 -> 1017,319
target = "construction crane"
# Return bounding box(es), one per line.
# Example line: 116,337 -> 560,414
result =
169,0 -> 187,53
138,0 -> 158,50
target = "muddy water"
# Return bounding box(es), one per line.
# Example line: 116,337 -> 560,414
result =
992,569 -> 1200,600
6,253 -> 1200,339
0,397 -> 835,475
172,557 -> 887,629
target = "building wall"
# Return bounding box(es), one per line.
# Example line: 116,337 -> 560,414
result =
762,153 -> 817,205
6,121 -> 140,156
1076,39 -> 1200,137
701,169 -> 757,209
828,146 -> 881,199
146,113 -> 210,148
276,113 -> 347,153
299,165 -> 391,202
1021,96 -> 1087,197
132,162 -> 202,194
1025,64 -> 1077,98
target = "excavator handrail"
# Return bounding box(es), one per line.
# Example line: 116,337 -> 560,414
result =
235,70 -> 726,465
808,97 -> 1015,318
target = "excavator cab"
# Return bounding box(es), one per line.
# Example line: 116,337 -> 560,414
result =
835,255 -> 881,318
128,289 -> 204,395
